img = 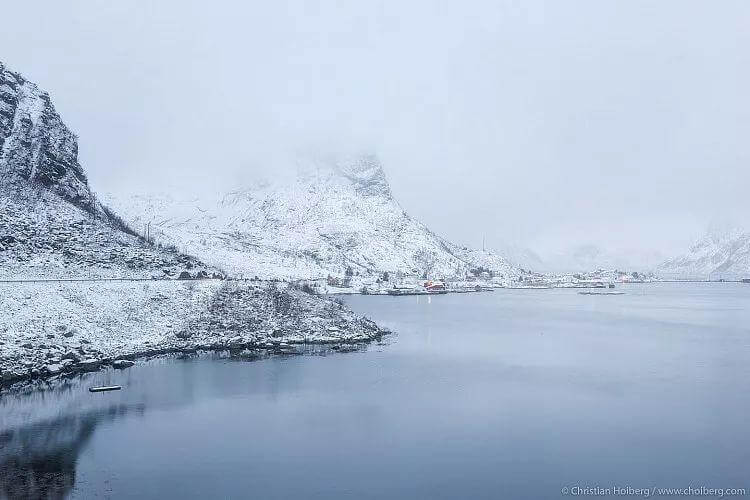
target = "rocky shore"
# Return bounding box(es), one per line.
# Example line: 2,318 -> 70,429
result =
0,61 -> 389,393
0,280 -> 387,389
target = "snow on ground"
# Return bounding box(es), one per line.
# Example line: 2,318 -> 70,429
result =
0,280 -> 386,387
0,188 -> 215,280
102,154 -> 523,282
1,61 -> 98,212
1,62 -> 389,389
1,60 -> 214,281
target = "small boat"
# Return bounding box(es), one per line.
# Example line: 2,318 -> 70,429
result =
89,385 -> 122,393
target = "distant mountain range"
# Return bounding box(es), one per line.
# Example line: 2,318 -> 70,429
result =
537,244 -> 665,274
657,226 -> 750,280
104,155 -> 524,281
489,242 -> 545,272
9,58 -> 742,284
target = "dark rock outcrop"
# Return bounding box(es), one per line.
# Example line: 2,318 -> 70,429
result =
0,61 -> 215,279
0,62 -> 98,213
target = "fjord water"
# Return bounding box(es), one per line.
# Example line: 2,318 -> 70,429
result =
2,284 -> 749,499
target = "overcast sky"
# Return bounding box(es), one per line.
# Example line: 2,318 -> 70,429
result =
2,1 -> 748,266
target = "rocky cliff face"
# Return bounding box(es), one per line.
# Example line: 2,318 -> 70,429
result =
0,61 -> 210,279
0,62 -> 390,391
0,62 -> 98,213
104,154 -> 523,281
334,153 -> 392,198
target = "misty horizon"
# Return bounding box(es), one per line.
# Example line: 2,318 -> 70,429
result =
3,5 -> 750,498
2,0 -> 748,270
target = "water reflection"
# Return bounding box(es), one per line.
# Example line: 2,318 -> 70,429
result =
0,285 -> 747,499
0,403 -> 144,499
0,345 -> 370,499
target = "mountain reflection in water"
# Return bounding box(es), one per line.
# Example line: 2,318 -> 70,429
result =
0,404 -> 144,499
1,286 -> 749,499
0,348 -> 345,499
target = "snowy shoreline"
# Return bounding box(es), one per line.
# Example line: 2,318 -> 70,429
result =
0,280 -> 387,390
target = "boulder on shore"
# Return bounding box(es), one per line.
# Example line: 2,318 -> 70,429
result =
112,359 -> 135,369
78,358 -> 100,372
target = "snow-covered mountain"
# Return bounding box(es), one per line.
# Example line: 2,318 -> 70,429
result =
0,61 -> 519,283
539,244 -> 663,274
658,226 -> 750,280
0,63 -> 97,213
490,242 -> 544,272
104,155 -> 523,281
0,61 -> 210,279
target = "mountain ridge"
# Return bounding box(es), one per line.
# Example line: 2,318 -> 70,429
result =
104,155 -> 524,281
1,62 -> 99,214
0,61 -> 389,389
0,61 -> 211,279
657,226 -> 750,279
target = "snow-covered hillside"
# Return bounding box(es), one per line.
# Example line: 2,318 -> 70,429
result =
104,155 -> 523,281
489,242 -> 544,272
0,62 -> 97,212
0,61 -> 210,279
539,244 -> 663,274
658,227 -> 750,280
0,62 -> 391,387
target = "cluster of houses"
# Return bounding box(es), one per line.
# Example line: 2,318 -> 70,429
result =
298,268 -> 658,296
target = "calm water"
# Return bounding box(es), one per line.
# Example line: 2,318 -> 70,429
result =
1,283 -> 749,499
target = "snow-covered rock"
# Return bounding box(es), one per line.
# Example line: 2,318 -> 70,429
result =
658,226 -> 750,280
104,154 -> 524,281
0,280 -> 387,387
0,62 -> 97,212
0,62 -> 389,387
0,61 -> 212,279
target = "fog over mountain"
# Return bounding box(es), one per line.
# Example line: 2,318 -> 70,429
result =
1,1 -> 748,270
